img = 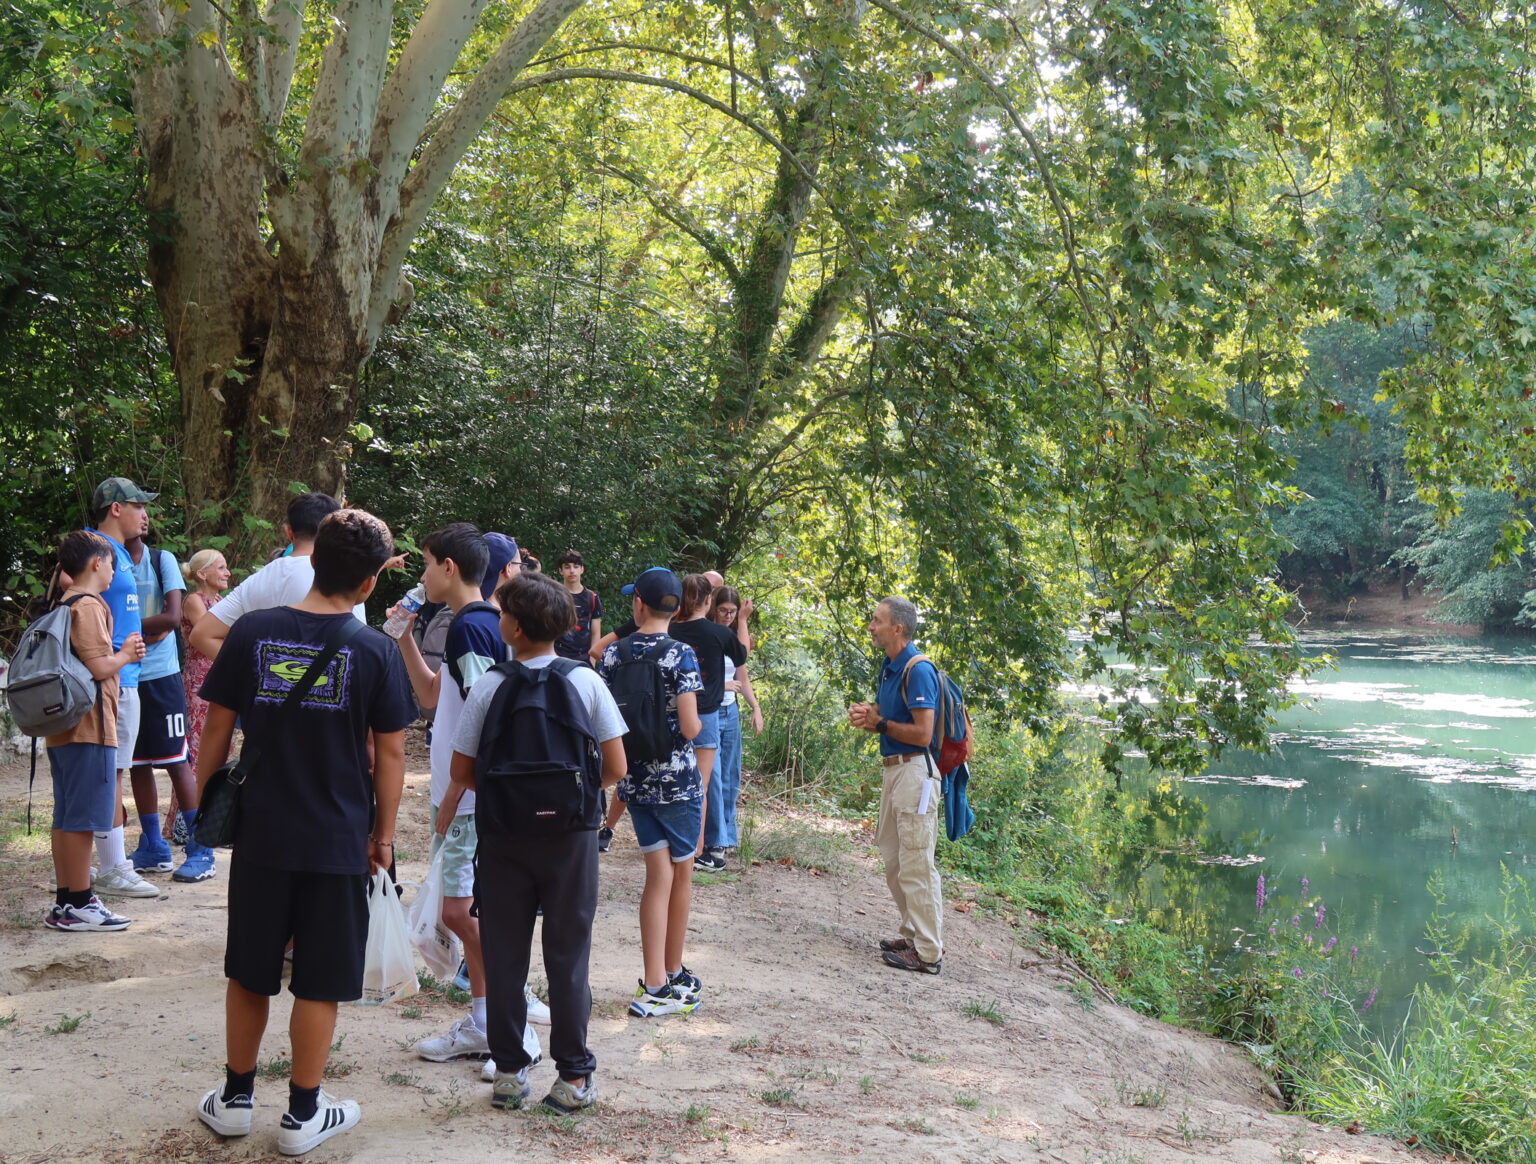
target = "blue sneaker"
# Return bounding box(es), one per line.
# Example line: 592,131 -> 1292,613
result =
452,959 -> 471,993
172,844 -> 217,883
130,836 -> 174,874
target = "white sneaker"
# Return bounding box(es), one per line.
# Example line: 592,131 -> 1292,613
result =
197,1085 -> 253,1136
525,984 -> 552,1025
93,861 -> 159,899
44,896 -> 132,932
416,1016 -> 489,1062
277,1090 -> 359,1155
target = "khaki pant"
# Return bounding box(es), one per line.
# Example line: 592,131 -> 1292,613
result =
875,753 -> 943,963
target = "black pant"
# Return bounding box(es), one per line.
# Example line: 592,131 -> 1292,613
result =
477,830 -> 599,1079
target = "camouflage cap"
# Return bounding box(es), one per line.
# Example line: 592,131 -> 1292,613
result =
91,477 -> 159,510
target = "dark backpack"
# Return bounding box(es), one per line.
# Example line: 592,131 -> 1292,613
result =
604,635 -> 677,765
5,594 -> 105,737
474,659 -> 603,837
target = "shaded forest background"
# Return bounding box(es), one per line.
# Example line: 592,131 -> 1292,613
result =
9,0 -> 1536,777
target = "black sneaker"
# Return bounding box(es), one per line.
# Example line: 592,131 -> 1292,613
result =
693,848 -> 725,872
597,827 -> 614,853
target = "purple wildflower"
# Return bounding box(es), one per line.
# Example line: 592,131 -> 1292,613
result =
1315,903 -> 1326,929
1256,874 -> 1267,914
1268,924 -> 1277,934
1324,937 -> 1338,953
1290,914 -> 1301,928
1292,968 -> 1304,979
1349,946 -> 1359,963
1359,987 -> 1377,1014
1305,935 -> 1313,945
1301,877 -> 1310,892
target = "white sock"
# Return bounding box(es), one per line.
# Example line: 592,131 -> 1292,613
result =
471,996 -> 487,1030
95,826 -> 127,870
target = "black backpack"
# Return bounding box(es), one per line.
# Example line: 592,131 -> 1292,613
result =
474,659 -> 603,837
604,635 -> 677,765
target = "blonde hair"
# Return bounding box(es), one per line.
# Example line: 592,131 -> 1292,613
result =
183,548 -> 225,587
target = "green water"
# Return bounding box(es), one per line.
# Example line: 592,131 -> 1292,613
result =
1117,629 -> 1536,1029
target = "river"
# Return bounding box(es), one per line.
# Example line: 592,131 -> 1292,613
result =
1118,629 -> 1536,1031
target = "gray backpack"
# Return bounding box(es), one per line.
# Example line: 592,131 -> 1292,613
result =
5,595 -> 104,737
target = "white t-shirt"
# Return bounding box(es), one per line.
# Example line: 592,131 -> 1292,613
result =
453,653 -> 627,763
212,555 -> 367,626
722,656 -> 737,707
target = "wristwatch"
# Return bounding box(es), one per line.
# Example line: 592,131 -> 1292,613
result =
876,717 -> 889,735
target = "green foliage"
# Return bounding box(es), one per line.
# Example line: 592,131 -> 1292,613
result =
0,0 -> 180,629
1296,873 -> 1536,1162
1399,491 -> 1533,629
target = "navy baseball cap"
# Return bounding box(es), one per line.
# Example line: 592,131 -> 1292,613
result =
622,567 -> 682,613
482,532 -> 520,598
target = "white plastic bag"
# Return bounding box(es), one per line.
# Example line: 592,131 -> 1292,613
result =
521,1016 -> 543,1064
408,844 -> 462,981
359,871 -> 419,1005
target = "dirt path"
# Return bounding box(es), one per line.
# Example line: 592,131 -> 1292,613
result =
0,744 -> 1423,1164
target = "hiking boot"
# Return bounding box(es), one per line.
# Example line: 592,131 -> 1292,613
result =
525,984 -> 551,1025
491,1068 -> 530,1110
597,827 -> 614,853
129,836 -> 175,873
878,936 -> 913,953
277,1090 -> 359,1155
44,896 -> 131,932
173,844 -> 217,883
94,861 -> 159,898
416,1016 -> 490,1062
197,1085 -> 253,1137
629,980 -> 699,1018
543,1076 -> 598,1114
882,946 -> 941,974
693,847 -> 726,872
668,965 -> 702,999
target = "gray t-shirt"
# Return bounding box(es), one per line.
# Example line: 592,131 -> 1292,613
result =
454,653 -> 627,758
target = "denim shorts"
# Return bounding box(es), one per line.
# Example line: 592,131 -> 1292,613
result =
692,708 -> 720,751
49,742 -> 117,831
628,798 -> 704,863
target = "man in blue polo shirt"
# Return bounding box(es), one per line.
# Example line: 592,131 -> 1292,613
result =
88,476 -> 159,900
847,596 -> 942,974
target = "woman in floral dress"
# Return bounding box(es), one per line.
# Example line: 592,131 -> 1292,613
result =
163,549 -> 231,840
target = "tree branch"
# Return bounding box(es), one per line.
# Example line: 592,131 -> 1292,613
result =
303,0 -> 395,166
261,0 -> 310,128
528,40 -> 773,99
864,0 -> 1107,338
368,0 -> 586,343
371,0 -> 491,197
593,160 -> 741,284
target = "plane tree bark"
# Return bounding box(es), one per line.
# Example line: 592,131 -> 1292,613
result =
122,0 -> 585,542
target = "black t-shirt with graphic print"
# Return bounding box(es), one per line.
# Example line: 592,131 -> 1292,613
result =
199,607 -> 415,874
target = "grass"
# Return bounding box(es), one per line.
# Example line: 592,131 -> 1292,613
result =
896,1117 -> 937,1135
961,998 -> 1006,1026
747,818 -> 851,874
684,1103 -> 711,1123
952,1091 -> 981,1110
759,1086 -> 803,1109
1113,1078 -> 1167,1109
417,970 -> 471,1006
0,1010 -> 16,1030
399,1005 -> 423,1019
383,1070 -> 423,1087
730,1034 -> 761,1051
858,1075 -> 876,1095
44,1011 -> 88,1034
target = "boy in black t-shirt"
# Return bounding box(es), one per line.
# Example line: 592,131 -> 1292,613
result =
554,549 -> 603,663
193,510 -> 414,1157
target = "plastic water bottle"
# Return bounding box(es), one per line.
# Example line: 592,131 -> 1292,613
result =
382,584 -> 425,639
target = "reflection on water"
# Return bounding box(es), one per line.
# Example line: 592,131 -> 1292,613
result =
1119,629 -> 1536,1029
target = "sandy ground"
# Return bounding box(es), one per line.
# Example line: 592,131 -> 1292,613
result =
0,736 -> 1430,1164
1289,580 -> 1478,636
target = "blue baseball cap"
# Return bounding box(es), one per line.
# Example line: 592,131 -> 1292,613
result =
621,567 -> 682,613
482,532 -> 520,598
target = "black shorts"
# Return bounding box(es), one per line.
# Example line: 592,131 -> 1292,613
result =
225,853 -> 369,1001
132,673 -> 189,766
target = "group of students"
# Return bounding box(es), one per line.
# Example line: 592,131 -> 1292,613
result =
32,482 -> 764,1155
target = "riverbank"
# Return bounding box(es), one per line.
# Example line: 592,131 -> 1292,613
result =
1289,581 -> 1481,634
0,743 -> 1424,1164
